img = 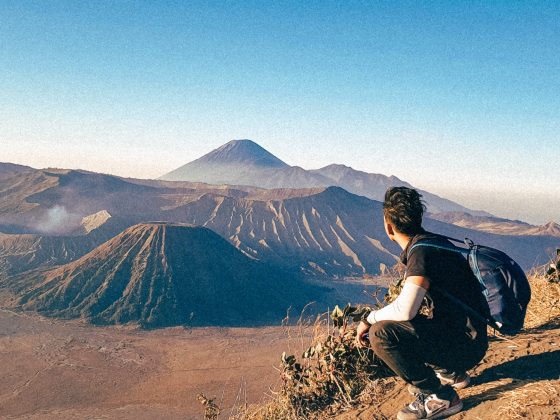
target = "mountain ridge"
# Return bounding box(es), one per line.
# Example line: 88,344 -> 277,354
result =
160,139 -> 491,216
0,162 -> 35,180
1,167 -> 557,278
429,211 -> 560,236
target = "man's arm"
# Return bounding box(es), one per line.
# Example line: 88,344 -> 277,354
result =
366,276 -> 430,324
356,276 -> 430,348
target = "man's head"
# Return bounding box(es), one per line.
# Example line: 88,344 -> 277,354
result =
383,187 -> 426,239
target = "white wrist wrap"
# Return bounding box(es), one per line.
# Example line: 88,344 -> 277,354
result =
366,282 -> 427,324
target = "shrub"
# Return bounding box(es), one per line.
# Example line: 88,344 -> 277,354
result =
197,393 -> 221,420
277,304 -> 393,418
545,249 -> 560,283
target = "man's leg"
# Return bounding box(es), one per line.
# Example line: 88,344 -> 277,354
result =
369,320 -> 465,419
368,320 -> 442,394
422,328 -> 488,378
369,319 -> 486,387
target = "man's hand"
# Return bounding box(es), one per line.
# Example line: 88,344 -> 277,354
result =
355,320 -> 371,348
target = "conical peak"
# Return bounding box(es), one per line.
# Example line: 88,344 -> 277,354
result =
223,139 -> 258,147
220,139 -> 264,150
43,222 -> 236,290
11,219 -> 317,328
195,139 -> 288,168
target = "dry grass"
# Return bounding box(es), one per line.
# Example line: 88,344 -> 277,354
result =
496,380 -> 560,418
524,272 -> 560,329
492,271 -> 560,419
221,303 -> 396,420
213,280 -> 405,420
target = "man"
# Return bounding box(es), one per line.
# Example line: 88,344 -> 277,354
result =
356,187 -> 489,420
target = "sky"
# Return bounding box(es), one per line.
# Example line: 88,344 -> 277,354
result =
1,1 -> 559,224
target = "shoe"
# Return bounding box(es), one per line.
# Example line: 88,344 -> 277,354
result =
436,370 -> 470,390
397,386 -> 463,420
408,371 -> 470,395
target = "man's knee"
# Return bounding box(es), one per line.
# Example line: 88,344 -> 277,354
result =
368,320 -> 404,348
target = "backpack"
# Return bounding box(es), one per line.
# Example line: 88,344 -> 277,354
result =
408,235 -> 531,335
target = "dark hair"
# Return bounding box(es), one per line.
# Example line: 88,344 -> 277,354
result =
383,187 -> 426,235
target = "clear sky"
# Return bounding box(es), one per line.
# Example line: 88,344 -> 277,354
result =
1,1 -> 559,224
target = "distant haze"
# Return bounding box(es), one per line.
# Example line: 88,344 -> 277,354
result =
433,189 -> 560,226
1,2 -> 558,224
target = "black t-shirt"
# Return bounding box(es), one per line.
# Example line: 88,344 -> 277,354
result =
401,231 -> 489,341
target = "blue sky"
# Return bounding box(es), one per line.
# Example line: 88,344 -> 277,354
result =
1,1 -> 559,223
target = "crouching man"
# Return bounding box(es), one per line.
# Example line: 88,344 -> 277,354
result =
356,187 -> 489,419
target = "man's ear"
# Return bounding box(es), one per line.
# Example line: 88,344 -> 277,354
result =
384,217 -> 395,238
386,223 -> 395,237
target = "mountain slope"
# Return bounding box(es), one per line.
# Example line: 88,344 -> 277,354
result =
184,139 -> 289,168
0,215 -> 130,278
0,168 -> 173,234
1,167 -> 556,276
0,176 -> 402,278
160,140 -> 490,215
160,140 -> 333,188
6,223 -> 321,327
0,162 -> 35,180
164,187 -> 401,276
311,164 -> 491,216
170,187 -> 558,273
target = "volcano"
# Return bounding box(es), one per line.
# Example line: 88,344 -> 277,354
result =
159,139 -> 333,188
184,139 -> 289,168
8,223 -> 321,327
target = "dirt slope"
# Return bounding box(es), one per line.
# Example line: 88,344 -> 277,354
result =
337,276 -> 560,420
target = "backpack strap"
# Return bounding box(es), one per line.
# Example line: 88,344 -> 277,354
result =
408,233 -> 474,256
408,241 -> 468,256
431,285 -> 501,331
406,240 -> 500,332
421,233 -> 475,248
409,240 -> 488,296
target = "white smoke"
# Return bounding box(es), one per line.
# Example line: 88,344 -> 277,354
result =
35,205 -> 80,235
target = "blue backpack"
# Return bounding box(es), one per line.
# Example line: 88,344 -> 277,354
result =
409,235 -> 531,335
